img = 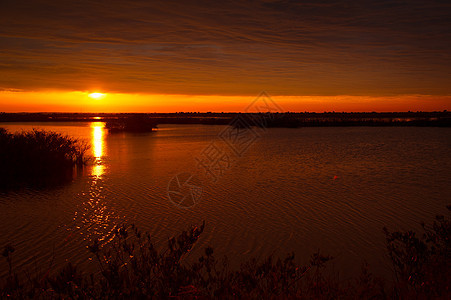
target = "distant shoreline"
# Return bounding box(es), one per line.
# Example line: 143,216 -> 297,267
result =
1,111 -> 450,127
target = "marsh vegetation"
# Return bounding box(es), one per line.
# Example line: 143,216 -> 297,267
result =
0,128 -> 90,190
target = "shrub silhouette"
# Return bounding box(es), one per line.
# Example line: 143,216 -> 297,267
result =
384,205 -> 451,298
1,207 -> 449,298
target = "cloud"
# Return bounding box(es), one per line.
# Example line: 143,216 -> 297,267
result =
0,0 -> 450,96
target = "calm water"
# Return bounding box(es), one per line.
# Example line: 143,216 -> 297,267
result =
0,122 -> 450,278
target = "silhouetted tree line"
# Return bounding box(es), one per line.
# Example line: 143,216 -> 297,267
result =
1,112 -> 450,127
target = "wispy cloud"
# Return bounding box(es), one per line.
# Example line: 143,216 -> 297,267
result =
0,0 -> 450,96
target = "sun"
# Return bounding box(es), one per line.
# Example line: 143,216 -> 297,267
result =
88,92 -> 106,100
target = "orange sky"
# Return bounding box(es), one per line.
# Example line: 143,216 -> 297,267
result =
0,91 -> 449,113
0,1 -> 450,112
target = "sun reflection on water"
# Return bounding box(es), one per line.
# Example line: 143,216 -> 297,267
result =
64,122 -> 124,257
92,123 -> 104,158
70,122 -> 120,245
91,122 -> 105,178
91,164 -> 105,178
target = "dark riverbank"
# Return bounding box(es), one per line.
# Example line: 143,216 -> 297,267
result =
1,111 -> 450,127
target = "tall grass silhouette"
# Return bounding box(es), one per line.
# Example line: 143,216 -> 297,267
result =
0,128 -> 90,190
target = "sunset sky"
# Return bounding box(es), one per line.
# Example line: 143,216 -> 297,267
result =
1,0 -> 450,112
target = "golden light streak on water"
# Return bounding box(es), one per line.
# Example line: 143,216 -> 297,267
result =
91,122 -> 105,178
92,122 -> 104,158
91,164 -> 105,178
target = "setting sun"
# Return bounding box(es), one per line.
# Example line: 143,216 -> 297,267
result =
89,92 -> 106,100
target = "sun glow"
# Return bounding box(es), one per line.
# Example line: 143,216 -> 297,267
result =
89,92 -> 106,99
0,91 -> 450,113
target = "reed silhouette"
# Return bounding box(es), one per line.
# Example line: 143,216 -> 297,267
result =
0,128 -> 90,190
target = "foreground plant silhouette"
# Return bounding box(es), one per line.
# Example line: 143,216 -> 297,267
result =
0,128 -> 90,190
384,205 -> 451,298
1,207 -> 450,299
